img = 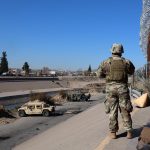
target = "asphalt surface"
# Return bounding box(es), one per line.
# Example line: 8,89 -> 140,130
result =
0,94 -> 105,150
13,101 -> 150,150
13,99 -> 150,150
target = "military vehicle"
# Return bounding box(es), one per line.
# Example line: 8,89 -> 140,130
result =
18,100 -> 55,117
67,92 -> 91,102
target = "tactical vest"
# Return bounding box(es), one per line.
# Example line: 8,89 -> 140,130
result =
106,57 -> 128,83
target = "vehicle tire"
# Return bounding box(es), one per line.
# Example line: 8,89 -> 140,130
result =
85,98 -> 88,102
42,110 -> 50,117
51,107 -> 55,112
88,94 -> 91,99
18,110 -> 26,117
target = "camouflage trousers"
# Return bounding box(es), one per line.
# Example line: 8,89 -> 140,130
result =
104,82 -> 133,132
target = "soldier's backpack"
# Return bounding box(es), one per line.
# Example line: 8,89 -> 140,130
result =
137,127 -> 150,150
106,57 -> 128,82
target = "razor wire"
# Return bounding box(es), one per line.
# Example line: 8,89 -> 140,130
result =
140,0 -> 150,57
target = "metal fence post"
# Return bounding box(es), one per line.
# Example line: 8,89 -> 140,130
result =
147,33 -> 150,79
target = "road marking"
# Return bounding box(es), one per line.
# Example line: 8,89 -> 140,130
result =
95,107 -> 139,150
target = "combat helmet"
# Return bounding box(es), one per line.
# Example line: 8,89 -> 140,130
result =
110,43 -> 124,54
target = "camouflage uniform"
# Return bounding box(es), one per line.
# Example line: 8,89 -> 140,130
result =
97,45 -> 135,133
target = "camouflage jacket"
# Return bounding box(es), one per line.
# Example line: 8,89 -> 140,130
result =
96,55 -> 135,83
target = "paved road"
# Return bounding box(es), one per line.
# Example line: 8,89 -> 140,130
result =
13,102 -> 150,150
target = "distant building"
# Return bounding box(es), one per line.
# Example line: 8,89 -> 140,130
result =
9,68 -> 21,76
49,71 -> 57,77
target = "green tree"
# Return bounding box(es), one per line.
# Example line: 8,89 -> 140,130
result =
87,65 -> 92,75
22,62 -> 30,76
88,65 -> 92,73
84,65 -> 92,76
0,51 -> 9,75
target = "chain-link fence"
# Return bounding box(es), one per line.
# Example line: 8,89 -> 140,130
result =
134,64 -> 150,95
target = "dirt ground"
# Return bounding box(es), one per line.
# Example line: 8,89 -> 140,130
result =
0,80 -> 69,93
0,76 -> 104,92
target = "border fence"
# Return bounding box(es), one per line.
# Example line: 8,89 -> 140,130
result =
140,0 -> 150,78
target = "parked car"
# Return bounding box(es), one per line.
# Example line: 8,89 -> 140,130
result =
18,100 -> 55,117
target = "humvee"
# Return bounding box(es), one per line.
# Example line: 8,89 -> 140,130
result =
18,100 -> 55,117
67,92 -> 91,102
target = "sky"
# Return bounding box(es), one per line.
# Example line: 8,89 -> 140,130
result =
0,0 -> 147,70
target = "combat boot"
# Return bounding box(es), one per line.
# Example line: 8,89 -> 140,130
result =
127,131 -> 133,139
110,132 -> 117,139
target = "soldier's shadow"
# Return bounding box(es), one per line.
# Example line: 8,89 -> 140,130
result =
117,127 -> 143,139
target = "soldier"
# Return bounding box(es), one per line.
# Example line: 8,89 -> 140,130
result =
97,43 -> 135,139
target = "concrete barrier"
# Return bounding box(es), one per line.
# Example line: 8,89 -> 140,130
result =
0,76 -> 59,81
